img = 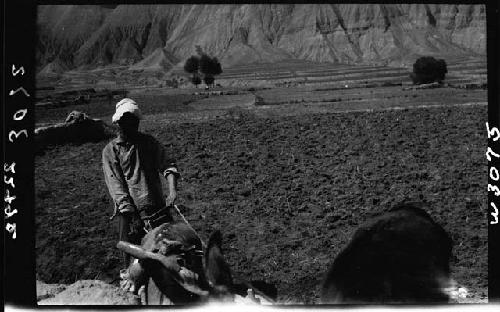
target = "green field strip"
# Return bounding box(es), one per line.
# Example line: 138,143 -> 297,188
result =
221,70 -> 410,83
305,101 -> 488,114
221,64 -> 391,78
446,61 -> 485,67
447,59 -> 486,66
300,97 -> 487,109
304,71 -> 409,81
292,64 -> 390,74
301,74 -> 409,85
220,70 -> 294,76
221,63 -> 377,75
293,68 -> 407,78
447,70 -> 487,77
256,87 -> 452,104
445,78 -> 487,84
220,65 -> 408,80
223,62 -> 321,72
447,68 -> 487,75
260,92 -> 485,107
219,72 -> 296,79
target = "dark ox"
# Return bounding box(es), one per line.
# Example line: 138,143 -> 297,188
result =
118,222 -> 276,305
321,202 -> 453,304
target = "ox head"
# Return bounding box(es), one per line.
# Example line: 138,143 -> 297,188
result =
118,222 -> 276,305
118,222 -> 209,304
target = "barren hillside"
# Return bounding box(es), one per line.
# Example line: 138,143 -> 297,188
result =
36,4 -> 485,74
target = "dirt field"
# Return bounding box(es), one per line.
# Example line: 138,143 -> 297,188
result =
35,60 -> 488,304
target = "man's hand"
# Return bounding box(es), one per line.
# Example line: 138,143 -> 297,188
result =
165,190 -> 177,207
129,215 -> 145,236
120,268 -> 140,294
119,262 -> 147,295
119,204 -> 136,214
165,172 -> 178,207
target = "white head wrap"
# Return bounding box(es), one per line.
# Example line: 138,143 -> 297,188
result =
112,98 -> 142,123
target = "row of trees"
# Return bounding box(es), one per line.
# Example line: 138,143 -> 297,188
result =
184,50 -> 222,88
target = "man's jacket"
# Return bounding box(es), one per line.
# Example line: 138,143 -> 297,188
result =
102,132 -> 179,216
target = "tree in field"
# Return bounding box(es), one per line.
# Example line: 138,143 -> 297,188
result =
184,56 -> 201,88
184,55 -> 199,74
199,54 -> 223,88
410,56 -> 448,85
203,76 -> 214,87
184,48 -> 223,88
191,75 -> 201,88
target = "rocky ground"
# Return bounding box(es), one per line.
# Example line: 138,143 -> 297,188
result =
36,280 -> 138,305
35,102 -> 488,304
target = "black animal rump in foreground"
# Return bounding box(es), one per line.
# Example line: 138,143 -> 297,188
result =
321,202 -> 453,304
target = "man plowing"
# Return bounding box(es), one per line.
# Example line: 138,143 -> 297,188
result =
102,98 -> 182,290
102,98 -> 276,304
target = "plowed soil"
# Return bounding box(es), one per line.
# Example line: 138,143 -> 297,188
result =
35,102 -> 487,303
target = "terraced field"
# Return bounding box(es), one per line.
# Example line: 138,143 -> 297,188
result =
36,57 -> 487,128
215,56 -> 486,88
37,56 -> 486,96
